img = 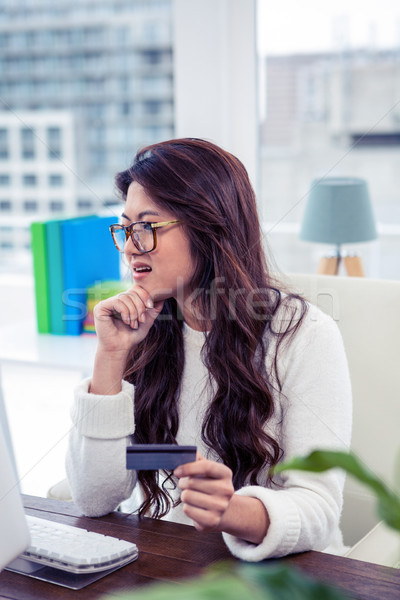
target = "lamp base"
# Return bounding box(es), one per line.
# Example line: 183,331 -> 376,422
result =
317,255 -> 365,277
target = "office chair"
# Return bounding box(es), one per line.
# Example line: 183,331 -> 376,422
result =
284,272 -> 400,548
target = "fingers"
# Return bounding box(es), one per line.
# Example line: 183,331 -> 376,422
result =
174,458 -> 230,480
115,286 -> 152,327
174,458 -> 234,533
178,470 -> 232,489
176,461 -> 234,499
112,293 -> 145,329
181,506 -> 226,532
94,285 -> 158,329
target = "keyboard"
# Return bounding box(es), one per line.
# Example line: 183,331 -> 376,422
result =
22,515 -> 139,574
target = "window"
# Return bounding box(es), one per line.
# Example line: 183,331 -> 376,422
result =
49,200 -> 64,212
0,174 -> 10,186
88,126 -> 106,144
84,53 -> 102,71
143,100 -> 161,115
142,22 -> 163,43
114,26 -> 130,45
257,0 -> 400,280
119,102 -> 132,116
23,200 -> 38,212
84,27 -> 105,45
89,149 -> 107,168
21,127 -> 35,159
49,174 -> 63,187
103,198 -> 119,207
77,198 -> 93,210
0,200 -> 11,211
351,133 -> 400,147
141,75 -> 170,95
0,0 -> 175,274
23,174 -> 37,186
0,128 -> 8,159
118,76 -> 132,94
47,127 -> 62,160
0,33 -> 10,48
85,78 -> 105,93
141,50 -> 163,65
86,102 -> 106,119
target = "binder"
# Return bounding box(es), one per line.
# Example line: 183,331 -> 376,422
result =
45,216 -> 94,335
30,221 -> 51,333
45,219 -> 67,335
61,216 -> 120,335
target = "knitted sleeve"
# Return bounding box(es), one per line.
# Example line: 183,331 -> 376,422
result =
223,303 -> 352,560
65,378 -> 137,517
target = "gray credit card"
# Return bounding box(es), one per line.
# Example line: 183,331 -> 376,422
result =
126,444 -> 197,471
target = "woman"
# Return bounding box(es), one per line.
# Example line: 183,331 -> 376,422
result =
66,138 -> 352,561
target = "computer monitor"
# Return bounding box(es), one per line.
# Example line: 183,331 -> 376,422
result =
0,394 -> 30,571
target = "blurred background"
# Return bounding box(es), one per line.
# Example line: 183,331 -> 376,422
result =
1,0 -> 400,496
0,0 -> 399,278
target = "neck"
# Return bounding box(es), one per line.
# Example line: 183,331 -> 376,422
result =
182,310 -> 210,332
177,298 -> 210,332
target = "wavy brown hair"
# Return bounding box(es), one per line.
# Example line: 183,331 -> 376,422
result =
115,138 -> 307,518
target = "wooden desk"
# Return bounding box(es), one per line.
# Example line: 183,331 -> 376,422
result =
0,496 -> 399,600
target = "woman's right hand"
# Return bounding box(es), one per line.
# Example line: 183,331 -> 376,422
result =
93,285 -> 164,354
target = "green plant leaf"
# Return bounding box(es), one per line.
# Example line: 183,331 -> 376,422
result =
239,564 -> 350,600
273,450 -> 400,531
111,570 -> 267,600
110,562 -> 349,600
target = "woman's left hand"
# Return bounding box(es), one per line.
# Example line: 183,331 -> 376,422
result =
174,454 -> 234,532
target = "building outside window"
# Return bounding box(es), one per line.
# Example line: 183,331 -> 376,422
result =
257,0 -> 400,280
23,174 -> 37,186
23,200 -> 38,212
0,111 -> 76,259
143,100 -> 162,115
48,174 -> 64,187
49,200 -> 64,212
0,0 -> 174,270
77,198 -> 93,210
0,200 -> 11,211
47,127 -> 62,160
21,127 -> 35,159
0,128 -> 8,159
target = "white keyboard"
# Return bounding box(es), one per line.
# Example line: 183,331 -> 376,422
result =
22,515 -> 139,574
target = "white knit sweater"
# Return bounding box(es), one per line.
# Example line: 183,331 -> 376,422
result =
66,301 -> 352,561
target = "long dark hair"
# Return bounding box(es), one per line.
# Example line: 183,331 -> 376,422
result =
115,138 -> 307,518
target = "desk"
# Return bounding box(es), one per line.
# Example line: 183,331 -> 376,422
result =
0,319 -> 98,491
0,319 -> 97,372
0,496 -> 399,600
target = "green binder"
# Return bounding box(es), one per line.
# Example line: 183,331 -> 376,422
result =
30,221 -> 51,333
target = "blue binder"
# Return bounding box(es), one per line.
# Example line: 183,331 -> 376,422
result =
61,215 -> 120,335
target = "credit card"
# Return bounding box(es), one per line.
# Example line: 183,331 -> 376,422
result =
126,444 -> 197,471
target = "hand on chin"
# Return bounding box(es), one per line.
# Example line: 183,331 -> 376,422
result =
131,281 -> 172,305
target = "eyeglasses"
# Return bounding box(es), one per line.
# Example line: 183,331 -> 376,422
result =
109,220 -> 181,254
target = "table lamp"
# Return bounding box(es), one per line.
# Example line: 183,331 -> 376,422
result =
299,177 -> 377,276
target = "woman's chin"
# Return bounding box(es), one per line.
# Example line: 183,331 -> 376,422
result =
131,281 -> 173,303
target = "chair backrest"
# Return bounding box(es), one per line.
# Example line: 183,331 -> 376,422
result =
283,273 -> 400,546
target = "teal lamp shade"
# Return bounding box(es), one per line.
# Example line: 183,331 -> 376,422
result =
300,177 -> 378,245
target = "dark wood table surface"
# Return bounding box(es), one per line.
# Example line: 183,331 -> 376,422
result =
0,495 -> 399,600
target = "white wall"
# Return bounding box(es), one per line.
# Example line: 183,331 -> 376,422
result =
172,0 -> 258,189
